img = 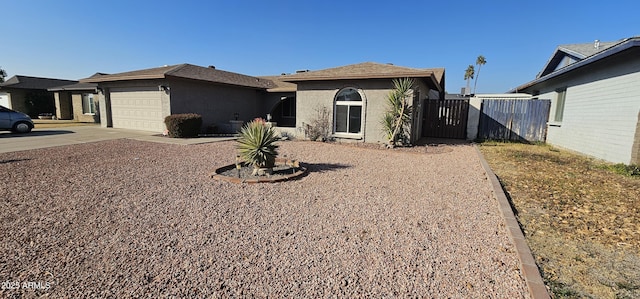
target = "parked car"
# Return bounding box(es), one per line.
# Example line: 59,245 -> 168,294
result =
0,105 -> 34,133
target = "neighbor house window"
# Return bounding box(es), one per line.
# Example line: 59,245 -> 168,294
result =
334,88 -> 363,135
554,88 -> 566,122
82,93 -> 96,114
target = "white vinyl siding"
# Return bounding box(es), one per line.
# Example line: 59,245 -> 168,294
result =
542,59 -> 640,164
110,87 -> 165,132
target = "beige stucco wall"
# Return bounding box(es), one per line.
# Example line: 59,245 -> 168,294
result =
54,91 -> 73,120
294,79 -> 432,144
169,78 -> 264,133
6,90 -> 28,113
71,93 -> 100,123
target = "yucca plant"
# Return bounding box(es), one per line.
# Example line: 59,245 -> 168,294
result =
236,119 -> 279,174
381,78 -> 414,146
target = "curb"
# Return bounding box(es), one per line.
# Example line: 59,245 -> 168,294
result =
474,145 -> 550,299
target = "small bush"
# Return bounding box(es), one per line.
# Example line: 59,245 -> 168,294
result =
304,106 -> 332,141
164,113 -> 202,138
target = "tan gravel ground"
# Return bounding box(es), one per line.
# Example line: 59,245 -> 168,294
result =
0,139 -> 529,298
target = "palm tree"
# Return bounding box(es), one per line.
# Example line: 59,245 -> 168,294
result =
473,55 -> 486,94
464,65 -> 475,95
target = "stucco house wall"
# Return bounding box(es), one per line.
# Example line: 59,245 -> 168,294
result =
294,79 -> 432,144
169,78 -> 264,133
7,90 -> 29,113
523,47 -> 640,164
54,91 -> 73,119
71,93 -> 100,122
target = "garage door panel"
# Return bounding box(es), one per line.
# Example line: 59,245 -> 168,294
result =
110,88 -> 164,132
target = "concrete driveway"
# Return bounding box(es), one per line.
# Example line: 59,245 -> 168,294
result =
0,125 -> 235,154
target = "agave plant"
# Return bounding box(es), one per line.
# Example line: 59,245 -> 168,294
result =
236,119 -> 279,171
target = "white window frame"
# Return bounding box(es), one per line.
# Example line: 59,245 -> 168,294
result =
333,87 -> 364,138
82,93 -> 96,115
553,88 -> 566,123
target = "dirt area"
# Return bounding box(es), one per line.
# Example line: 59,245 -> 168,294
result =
1,140 -> 528,298
479,142 -> 640,299
33,122 -> 98,129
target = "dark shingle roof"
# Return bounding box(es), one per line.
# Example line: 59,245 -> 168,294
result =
0,75 -> 78,90
81,64 -> 276,89
48,82 -> 98,92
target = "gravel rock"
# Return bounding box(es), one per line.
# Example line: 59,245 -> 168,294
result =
0,139 -> 529,298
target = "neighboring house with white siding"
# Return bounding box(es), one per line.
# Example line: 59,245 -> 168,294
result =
512,37 -> 640,165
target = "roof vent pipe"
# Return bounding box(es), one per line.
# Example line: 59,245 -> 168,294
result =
208,65 -> 216,69
594,39 -> 600,50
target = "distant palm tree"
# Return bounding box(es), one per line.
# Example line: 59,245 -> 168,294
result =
464,65 -> 475,95
473,55 -> 486,94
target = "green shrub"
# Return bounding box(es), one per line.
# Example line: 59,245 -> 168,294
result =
164,113 -> 202,138
236,118 -> 279,169
605,163 -> 640,177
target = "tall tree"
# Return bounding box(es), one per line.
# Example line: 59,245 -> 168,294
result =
473,55 -> 486,94
0,67 -> 6,83
464,65 -> 475,95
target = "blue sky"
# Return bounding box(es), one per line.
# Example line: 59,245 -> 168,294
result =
2,0 -> 639,93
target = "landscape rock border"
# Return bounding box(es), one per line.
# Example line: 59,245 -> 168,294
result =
211,157 -> 307,184
475,145 -> 551,299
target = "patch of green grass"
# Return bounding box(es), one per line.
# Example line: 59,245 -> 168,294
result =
597,163 -> 640,177
547,280 -> 581,298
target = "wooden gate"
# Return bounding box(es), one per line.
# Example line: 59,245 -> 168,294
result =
478,99 -> 551,142
422,99 -> 469,139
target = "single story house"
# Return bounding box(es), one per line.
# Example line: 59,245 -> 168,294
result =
0,75 -> 78,117
80,62 -> 445,145
48,81 -> 101,122
280,62 -> 445,144
511,37 -> 640,165
80,64 -> 295,133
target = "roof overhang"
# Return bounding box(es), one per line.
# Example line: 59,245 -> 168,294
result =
510,37 -> 640,93
282,73 -> 443,93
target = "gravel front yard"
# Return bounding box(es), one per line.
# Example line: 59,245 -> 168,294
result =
1,139 -> 529,298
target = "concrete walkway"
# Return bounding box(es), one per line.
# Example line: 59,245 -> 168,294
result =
0,125 -> 236,154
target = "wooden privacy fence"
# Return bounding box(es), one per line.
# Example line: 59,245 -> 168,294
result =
422,99 -> 469,139
478,99 -> 551,142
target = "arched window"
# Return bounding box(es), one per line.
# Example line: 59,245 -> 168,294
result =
334,88 -> 363,134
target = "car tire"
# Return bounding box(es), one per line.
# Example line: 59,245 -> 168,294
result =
12,121 -> 33,133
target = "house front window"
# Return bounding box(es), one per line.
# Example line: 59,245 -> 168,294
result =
554,88 -> 566,122
82,93 -> 96,115
334,88 -> 363,135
